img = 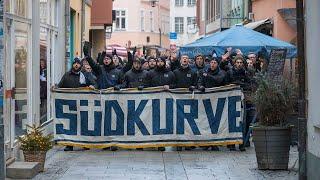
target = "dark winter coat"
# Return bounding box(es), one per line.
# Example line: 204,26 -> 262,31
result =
219,59 -> 233,72
227,67 -> 250,90
86,57 -> 124,89
190,63 -> 209,77
123,68 -> 148,88
200,67 -> 227,88
145,67 -> 175,88
58,71 -> 94,88
173,66 -> 198,88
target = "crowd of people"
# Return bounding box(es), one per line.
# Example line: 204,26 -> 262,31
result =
58,42 -> 267,152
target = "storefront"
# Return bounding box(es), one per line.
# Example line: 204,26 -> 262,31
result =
3,0 -> 66,161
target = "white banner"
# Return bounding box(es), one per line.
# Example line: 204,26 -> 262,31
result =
53,85 -> 244,148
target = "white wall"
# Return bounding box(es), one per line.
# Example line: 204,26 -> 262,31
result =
170,0 -> 199,46
306,0 -> 320,157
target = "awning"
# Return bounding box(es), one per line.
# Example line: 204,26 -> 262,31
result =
244,18 -> 272,29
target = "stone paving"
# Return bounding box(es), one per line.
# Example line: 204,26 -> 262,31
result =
31,145 -> 298,180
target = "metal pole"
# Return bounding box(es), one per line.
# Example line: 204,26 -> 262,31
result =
219,0 -> 223,31
0,0 -> 5,178
81,0 -> 85,57
296,0 -> 307,179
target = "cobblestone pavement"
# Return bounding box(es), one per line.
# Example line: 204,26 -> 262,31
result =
31,145 -> 298,180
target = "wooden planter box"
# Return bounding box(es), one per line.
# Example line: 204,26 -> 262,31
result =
252,126 -> 291,170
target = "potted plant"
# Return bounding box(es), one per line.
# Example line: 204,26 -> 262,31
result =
18,125 -> 53,171
252,73 -> 295,170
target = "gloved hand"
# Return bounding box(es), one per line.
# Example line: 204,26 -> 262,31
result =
114,86 -> 121,91
189,86 -> 196,91
198,86 -> 205,92
138,86 -> 144,91
112,49 -> 117,56
83,41 -> 91,57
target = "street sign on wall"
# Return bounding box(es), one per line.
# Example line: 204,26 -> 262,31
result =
169,32 -> 177,40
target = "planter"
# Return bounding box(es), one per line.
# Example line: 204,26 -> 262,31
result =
252,126 -> 291,170
23,151 -> 47,172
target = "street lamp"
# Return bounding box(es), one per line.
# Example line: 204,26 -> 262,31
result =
149,0 -> 161,47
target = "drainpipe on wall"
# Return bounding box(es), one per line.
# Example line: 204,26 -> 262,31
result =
0,0 -> 5,178
65,0 -> 70,70
81,0 -> 85,57
296,0 -> 307,179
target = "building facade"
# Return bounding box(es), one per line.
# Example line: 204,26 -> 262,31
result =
90,0 -> 113,60
3,0 -> 67,161
107,0 -> 170,49
169,0 -> 199,47
306,0 -> 320,179
197,0 -> 248,36
251,0 -> 296,43
67,0 -> 92,69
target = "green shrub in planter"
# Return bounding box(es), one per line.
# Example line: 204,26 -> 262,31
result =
252,73 -> 295,170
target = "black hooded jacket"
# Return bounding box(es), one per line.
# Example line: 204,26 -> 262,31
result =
58,70 -> 95,88
200,67 -> 226,88
145,66 -> 175,88
173,66 -> 198,88
123,68 -> 148,88
227,67 -> 249,90
86,56 -> 124,89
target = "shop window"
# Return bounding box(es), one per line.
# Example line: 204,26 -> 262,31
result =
14,21 -> 29,137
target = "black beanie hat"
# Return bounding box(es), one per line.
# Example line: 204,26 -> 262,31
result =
73,57 -> 82,66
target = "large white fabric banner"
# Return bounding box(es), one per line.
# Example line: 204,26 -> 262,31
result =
53,85 -> 244,148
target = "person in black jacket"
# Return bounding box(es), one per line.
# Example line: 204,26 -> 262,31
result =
145,56 -> 175,90
227,55 -> 250,91
199,58 -> 227,88
191,54 -> 208,77
147,56 -> 157,71
173,55 -> 197,89
58,58 -> 95,89
123,58 -> 148,88
58,57 -> 95,151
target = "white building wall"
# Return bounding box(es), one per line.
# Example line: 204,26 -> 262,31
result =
170,0 -> 199,46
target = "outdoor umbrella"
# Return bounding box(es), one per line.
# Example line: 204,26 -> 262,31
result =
180,25 -> 297,59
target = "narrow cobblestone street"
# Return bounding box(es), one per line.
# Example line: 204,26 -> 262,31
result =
30,145 -> 298,180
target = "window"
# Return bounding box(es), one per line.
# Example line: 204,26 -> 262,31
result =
216,0 -> 221,19
175,0 -> 184,6
150,11 -> 154,32
140,10 -> 144,31
187,0 -> 196,6
187,17 -> 196,26
115,10 -> 126,30
175,17 -> 184,34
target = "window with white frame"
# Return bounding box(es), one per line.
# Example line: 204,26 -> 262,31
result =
150,11 -> 154,32
187,0 -> 196,6
115,10 -> 126,30
175,0 -> 184,6
175,17 -> 184,34
187,17 -> 196,27
140,10 -> 144,31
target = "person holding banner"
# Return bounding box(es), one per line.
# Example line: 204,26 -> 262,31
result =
199,58 -> 227,89
145,56 -> 175,91
147,56 -> 157,71
85,52 -> 124,90
191,54 -> 209,79
172,55 -> 198,91
58,57 -> 96,151
122,58 -> 148,89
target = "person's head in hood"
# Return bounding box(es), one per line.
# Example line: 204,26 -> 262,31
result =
141,58 -> 149,70
72,57 -> 82,73
195,54 -> 205,68
148,56 -> 157,69
132,58 -> 142,71
156,56 -> 166,70
180,55 -> 189,68
103,54 -> 113,66
209,58 -> 219,71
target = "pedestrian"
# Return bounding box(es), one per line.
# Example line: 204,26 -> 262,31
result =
247,52 -> 261,72
147,56 -> 157,70
172,55 -> 198,89
58,57 -> 95,151
169,52 -> 180,71
122,58 -> 148,89
40,59 -> 47,124
141,58 -> 149,71
191,54 -> 208,77
82,64 -> 98,89
85,52 -> 124,90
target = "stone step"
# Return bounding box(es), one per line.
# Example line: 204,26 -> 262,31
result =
6,162 -> 41,179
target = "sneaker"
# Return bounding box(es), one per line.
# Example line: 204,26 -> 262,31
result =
185,146 -> 196,151
201,146 -> 210,150
158,147 -> 165,151
211,146 -> 220,151
227,145 -> 236,151
111,146 -> 118,151
64,146 -> 73,151
83,147 -> 90,150
102,147 -> 111,150
239,145 -> 246,152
